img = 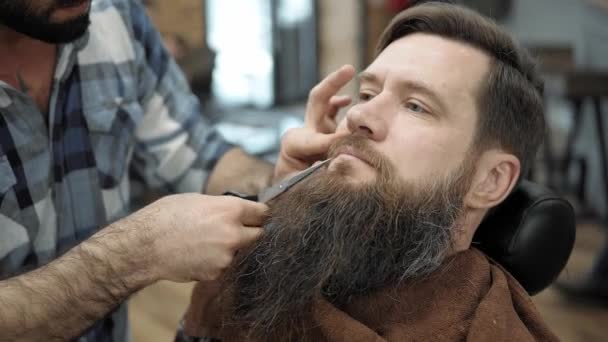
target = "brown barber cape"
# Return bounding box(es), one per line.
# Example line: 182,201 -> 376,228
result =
182,248 -> 558,341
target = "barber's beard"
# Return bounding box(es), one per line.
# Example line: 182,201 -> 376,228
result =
220,135 -> 475,340
0,0 -> 90,44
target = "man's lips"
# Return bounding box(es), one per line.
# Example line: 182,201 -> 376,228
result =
332,146 -> 373,167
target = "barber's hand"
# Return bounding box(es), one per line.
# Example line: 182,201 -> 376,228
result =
122,193 -> 267,283
274,65 -> 356,181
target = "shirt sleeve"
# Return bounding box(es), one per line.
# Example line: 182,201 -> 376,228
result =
126,0 -> 233,194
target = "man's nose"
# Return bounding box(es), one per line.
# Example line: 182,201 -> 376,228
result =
345,99 -> 388,141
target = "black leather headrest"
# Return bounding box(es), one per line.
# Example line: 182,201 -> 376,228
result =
473,180 -> 576,295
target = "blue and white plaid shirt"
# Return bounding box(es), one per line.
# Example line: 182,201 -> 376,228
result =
0,0 -> 232,340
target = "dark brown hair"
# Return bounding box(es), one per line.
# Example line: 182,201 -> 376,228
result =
377,2 -> 544,178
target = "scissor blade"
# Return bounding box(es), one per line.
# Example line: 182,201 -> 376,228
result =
258,159 -> 331,203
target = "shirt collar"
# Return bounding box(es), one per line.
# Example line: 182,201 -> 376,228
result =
54,30 -> 90,83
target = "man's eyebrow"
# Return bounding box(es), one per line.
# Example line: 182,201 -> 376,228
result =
397,79 -> 447,113
357,71 -> 380,85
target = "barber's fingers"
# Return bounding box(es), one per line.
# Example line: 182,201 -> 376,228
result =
237,200 -> 269,227
317,94 -> 353,133
305,65 -> 356,131
330,94 -> 352,108
283,128 -> 348,160
325,94 -> 353,123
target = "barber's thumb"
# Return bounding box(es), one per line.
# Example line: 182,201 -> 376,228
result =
239,201 -> 268,226
301,131 -> 348,156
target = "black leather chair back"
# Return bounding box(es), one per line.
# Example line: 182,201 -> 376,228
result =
474,180 -> 576,295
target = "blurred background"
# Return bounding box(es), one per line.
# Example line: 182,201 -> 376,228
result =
132,0 -> 608,340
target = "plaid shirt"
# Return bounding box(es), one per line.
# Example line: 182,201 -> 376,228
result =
0,0 -> 232,340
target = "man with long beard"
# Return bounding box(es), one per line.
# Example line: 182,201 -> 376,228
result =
178,2 -> 559,341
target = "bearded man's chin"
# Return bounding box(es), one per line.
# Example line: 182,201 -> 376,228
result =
327,155 -> 379,184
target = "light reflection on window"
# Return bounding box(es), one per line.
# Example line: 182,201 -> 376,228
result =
207,0 -> 274,108
278,0 -> 312,27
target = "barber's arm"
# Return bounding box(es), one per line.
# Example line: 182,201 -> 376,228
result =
128,0 -> 244,197
128,0 -> 353,198
0,194 -> 266,341
125,0 -> 271,198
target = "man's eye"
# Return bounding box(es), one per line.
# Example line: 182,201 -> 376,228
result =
358,93 -> 373,102
405,102 -> 425,113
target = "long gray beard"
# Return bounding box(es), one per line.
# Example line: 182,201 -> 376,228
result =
220,165 -> 471,339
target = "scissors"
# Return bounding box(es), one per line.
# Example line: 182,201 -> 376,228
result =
223,158 -> 332,203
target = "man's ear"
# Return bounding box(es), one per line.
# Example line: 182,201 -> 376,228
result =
465,151 -> 520,210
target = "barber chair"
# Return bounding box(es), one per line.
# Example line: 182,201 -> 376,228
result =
474,180 -> 576,295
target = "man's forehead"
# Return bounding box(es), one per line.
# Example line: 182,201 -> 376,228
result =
365,33 -> 491,96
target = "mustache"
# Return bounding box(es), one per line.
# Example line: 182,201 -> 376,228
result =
327,134 -> 394,178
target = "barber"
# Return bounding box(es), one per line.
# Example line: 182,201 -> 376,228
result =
0,0 -> 354,340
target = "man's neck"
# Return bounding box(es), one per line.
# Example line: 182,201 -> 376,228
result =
0,25 -> 21,45
0,25 -> 54,56
450,207 -> 486,254
0,25 -> 58,115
